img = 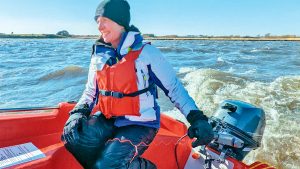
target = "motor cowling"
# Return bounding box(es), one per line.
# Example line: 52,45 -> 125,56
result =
208,100 -> 266,161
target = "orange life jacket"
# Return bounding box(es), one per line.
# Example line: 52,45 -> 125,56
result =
96,44 -> 150,119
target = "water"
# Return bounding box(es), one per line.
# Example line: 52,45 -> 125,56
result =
0,38 -> 299,168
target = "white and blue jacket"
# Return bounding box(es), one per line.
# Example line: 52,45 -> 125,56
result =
76,32 -> 198,128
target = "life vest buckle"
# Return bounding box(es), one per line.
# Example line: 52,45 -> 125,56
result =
99,90 -> 124,98
103,91 -> 112,96
112,92 -> 124,98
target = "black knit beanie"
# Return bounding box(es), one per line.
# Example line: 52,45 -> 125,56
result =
94,0 -> 131,30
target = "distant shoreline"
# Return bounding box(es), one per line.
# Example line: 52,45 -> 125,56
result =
144,37 -> 300,41
1,34 -> 300,41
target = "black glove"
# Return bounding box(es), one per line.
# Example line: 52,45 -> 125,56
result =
187,110 -> 214,148
62,103 -> 91,145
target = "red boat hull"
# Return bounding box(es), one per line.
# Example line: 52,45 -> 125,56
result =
0,102 -> 273,169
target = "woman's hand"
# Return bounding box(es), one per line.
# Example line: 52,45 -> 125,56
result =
187,110 -> 214,147
62,113 -> 87,145
62,103 -> 91,145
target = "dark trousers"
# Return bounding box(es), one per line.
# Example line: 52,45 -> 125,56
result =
64,113 -> 157,169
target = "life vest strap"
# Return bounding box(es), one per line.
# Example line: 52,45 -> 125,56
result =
99,83 -> 155,98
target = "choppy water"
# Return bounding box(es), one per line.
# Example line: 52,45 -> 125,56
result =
0,38 -> 299,168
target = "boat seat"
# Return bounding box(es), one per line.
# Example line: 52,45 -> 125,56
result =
11,142 -> 82,169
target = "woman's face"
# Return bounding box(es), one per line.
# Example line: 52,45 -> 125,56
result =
97,17 -> 125,48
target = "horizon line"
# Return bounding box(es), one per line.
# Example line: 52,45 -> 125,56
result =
1,32 -> 300,38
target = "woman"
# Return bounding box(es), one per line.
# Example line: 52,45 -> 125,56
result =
62,0 -> 214,168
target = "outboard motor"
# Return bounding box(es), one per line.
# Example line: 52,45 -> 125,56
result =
185,100 -> 269,169
206,100 -> 266,162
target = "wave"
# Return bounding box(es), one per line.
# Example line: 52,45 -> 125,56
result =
178,68 -> 300,168
178,67 -> 197,74
163,68 -> 300,168
239,47 -> 285,55
157,46 -> 215,53
157,46 -> 191,53
39,66 -> 86,81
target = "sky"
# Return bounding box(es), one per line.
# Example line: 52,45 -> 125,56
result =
0,0 -> 300,36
